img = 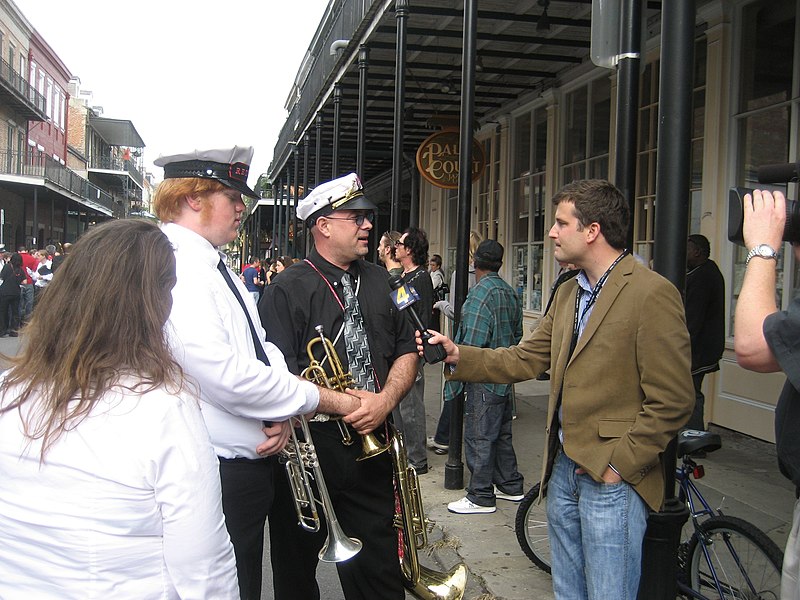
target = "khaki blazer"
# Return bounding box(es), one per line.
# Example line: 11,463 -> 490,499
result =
449,254 -> 693,511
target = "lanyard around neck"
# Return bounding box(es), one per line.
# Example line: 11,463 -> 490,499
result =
303,258 -> 361,312
569,250 -> 628,355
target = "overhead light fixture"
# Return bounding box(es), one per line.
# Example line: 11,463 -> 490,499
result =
537,0 -> 551,33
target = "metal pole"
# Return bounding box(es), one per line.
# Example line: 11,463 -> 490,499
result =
32,188 -> 37,247
445,0 -> 478,491
615,0 -> 642,249
357,45 -> 369,178
293,145 -> 300,258
302,134 -> 310,257
283,167 -> 291,256
333,83 -> 342,178
276,177 -> 283,259
390,0 -> 409,232
638,1 -> 695,598
315,114 -> 323,187
409,164 -> 419,227
271,183 -> 278,260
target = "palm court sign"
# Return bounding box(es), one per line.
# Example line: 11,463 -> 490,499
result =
415,129 -> 486,189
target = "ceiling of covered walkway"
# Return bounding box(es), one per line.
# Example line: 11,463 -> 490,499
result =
267,0 -> 665,189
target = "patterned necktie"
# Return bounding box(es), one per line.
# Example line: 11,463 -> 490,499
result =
340,273 -> 375,392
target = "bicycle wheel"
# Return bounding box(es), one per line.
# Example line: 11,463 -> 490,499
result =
514,483 -> 551,574
685,514 -> 782,599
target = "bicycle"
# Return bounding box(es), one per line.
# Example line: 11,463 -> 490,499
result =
514,429 -> 784,599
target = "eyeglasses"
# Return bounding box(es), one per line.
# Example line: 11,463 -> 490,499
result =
395,239 -> 408,247
324,211 -> 375,227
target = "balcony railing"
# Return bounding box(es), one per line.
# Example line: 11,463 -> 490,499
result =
271,0 -> 383,175
0,58 -> 47,118
91,155 -> 144,188
0,150 -> 115,214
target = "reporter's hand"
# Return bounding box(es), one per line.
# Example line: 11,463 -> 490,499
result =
743,189 -> 786,250
255,420 -> 292,456
414,329 -> 459,365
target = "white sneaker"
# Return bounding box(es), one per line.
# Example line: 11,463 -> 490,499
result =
426,436 -> 449,451
447,497 -> 496,514
494,486 -> 524,502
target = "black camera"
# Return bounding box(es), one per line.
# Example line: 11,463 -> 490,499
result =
728,162 -> 800,245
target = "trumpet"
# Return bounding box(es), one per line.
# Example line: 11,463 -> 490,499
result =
280,415 -> 362,563
301,324 -> 389,461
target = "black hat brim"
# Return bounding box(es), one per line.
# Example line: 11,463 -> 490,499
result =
218,177 -> 259,199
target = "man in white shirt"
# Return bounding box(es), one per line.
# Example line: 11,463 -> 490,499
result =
152,146 -> 360,600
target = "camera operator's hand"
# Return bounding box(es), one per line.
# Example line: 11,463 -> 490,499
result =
743,189 -> 786,251
735,189 -> 785,373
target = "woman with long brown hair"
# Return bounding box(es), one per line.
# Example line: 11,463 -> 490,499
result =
0,219 -> 238,598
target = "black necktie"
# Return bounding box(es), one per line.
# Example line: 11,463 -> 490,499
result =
216,259 -> 270,366
340,273 -> 375,392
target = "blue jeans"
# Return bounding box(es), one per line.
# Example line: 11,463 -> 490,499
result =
464,383 -> 523,506
18,284 -> 33,321
547,451 -> 648,600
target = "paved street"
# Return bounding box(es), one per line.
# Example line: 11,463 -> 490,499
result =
1,334 -> 794,599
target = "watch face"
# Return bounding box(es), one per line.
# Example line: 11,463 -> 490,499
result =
758,244 -> 776,257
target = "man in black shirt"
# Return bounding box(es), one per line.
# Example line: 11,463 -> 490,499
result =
685,234 -> 725,431
259,172 -> 417,600
393,226 -> 434,473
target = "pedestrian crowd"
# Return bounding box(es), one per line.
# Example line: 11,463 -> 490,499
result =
1,144 -> 797,600
0,243 -> 68,338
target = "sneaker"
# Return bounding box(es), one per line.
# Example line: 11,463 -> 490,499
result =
448,497 -> 496,514
412,463 -> 429,475
427,436 -> 449,452
494,486 -> 524,502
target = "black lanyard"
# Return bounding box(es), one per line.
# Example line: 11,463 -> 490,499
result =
568,251 -> 628,360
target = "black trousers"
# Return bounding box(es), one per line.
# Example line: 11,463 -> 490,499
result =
219,456 -> 275,600
686,373 -> 707,431
269,421 -> 404,600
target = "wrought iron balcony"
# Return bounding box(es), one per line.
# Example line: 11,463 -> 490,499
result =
0,150 -> 115,214
90,155 -> 144,188
0,58 -> 47,120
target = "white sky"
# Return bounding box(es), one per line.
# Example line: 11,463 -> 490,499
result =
13,0 -> 331,187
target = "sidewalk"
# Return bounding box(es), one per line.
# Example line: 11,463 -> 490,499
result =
416,366 -> 796,600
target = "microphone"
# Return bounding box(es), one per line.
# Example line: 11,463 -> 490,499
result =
388,274 -> 447,364
757,162 -> 800,184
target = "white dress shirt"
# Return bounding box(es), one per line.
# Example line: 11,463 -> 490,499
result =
0,377 -> 239,599
162,222 -> 319,458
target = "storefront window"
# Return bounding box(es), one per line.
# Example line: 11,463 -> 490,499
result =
562,77 -> 610,185
477,134 -> 500,240
732,0 -> 797,330
511,107 -> 547,311
634,38 -> 706,265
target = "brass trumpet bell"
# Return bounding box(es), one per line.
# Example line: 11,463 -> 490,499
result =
405,563 -> 468,600
356,431 -> 390,461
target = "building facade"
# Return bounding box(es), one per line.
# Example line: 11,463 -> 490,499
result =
0,0 -> 146,251
255,0 -> 799,443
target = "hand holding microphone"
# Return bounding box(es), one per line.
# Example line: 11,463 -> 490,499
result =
388,274 -> 447,364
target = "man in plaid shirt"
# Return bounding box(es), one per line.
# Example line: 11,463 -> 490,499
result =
445,239 -> 525,514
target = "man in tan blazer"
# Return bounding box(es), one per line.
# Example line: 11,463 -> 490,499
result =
428,179 -> 693,599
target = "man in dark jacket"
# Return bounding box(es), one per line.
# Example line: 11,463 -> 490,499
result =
685,234 -> 725,431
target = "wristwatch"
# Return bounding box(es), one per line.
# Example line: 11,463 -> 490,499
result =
745,244 -> 778,266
